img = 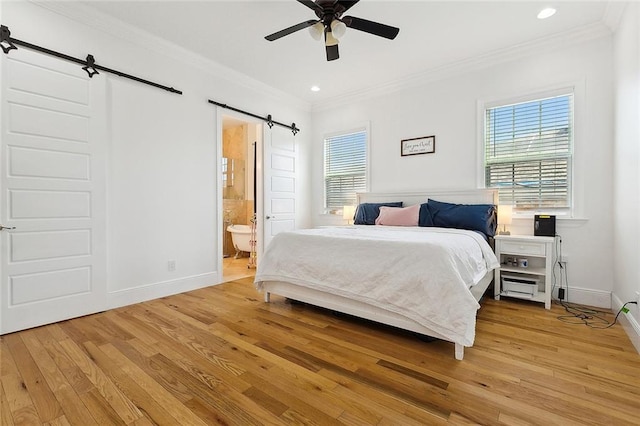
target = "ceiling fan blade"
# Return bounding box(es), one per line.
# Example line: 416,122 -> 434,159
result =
265,20 -> 319,41
297,0 -> 323,14
336,1 -> 360,13
343,16 -> 399,40
326,43 -> 339,61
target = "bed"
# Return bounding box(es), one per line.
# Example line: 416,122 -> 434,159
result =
254,189 -> 499,360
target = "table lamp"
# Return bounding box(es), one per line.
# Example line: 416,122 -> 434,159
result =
343,205 -> 356,225
497,205 -> 512,235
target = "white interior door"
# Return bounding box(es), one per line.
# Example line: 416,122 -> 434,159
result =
0,50 -> 107,334
262,126 -> 297,251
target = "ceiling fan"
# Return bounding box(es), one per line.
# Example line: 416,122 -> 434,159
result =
265,0 -> 400,61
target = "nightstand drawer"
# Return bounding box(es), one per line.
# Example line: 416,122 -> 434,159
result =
500,240 -> 546,256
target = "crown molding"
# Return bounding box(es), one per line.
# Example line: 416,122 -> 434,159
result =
602,1 -> 628,32
30,1 -> 312,112
27,1 -> 614,115
311,21 -> 613,113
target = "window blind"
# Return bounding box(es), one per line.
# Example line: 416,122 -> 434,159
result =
324,130 -> 367,209
485,94 -> 573,210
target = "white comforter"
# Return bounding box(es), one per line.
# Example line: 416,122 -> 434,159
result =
254,226 -> 499,346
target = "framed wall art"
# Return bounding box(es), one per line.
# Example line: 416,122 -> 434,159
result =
401,135 -> 435,156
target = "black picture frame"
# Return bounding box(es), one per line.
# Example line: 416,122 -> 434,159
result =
401,135 -> 436,156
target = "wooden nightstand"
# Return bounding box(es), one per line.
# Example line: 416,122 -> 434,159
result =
494,234 -> 556,309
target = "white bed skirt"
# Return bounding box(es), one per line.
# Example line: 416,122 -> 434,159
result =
259,270 -> 493,360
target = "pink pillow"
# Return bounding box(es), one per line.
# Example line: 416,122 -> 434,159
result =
375,204 -> 419,226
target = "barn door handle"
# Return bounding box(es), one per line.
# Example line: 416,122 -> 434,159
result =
0,225 -> 16,231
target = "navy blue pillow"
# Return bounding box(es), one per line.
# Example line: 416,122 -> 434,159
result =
419,203 -> 434,227
354,202 -> 403,225
427,199 -> 497,237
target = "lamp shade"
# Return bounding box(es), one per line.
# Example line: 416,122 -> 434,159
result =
343,205 -> 356,222
308,22 -> 324,40
325,30 -> 338,47
330,20 -> 347,38
497,205 -> 513,225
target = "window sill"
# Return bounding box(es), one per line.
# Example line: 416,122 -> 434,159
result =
513,216 -> 588,227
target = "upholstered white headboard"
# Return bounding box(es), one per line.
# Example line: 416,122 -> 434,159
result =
357,189 -> 497,206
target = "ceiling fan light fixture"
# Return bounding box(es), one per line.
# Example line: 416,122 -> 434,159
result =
325,30 -> 339,47
265,1 -> 399,61
308,22 -> 324,40
330,19 -> 347,39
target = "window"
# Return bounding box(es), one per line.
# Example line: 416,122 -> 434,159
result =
484,93 -> 573,211
324,128 -> 368,211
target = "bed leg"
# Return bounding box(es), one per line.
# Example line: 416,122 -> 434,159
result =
455,343 -> 464,360
264,292 -> 270,303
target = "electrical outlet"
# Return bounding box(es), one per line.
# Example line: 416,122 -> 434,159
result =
168,260 -> 176,272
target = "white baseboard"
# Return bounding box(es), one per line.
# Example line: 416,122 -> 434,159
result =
612,293 -> 640,354
107,272 -> 221,310
552,285 -> 611,309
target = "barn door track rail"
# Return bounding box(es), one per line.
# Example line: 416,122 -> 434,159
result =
0,25 -> 182,95
208,99 -> 300,135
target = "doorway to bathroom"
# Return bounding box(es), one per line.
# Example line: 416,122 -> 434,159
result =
221,115 -> 260,282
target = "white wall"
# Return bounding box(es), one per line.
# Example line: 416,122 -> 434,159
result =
2,1 -> 311,307
312,36 -> 614,308
4,1 -> 630,330
613,3 -> 640,350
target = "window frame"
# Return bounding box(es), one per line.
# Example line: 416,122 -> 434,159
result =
478,86 -> 577,217
322,123 -> 371,214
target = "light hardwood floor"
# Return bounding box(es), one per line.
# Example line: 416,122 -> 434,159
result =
1,278 -> 639,425
223,256 -> 256,282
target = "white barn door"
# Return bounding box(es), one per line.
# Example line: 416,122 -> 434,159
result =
262,126 -> 297,251
0,50 -> 107,334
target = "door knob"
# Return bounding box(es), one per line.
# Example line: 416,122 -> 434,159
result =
0,225 -> 16,231
266,215 -> 275,220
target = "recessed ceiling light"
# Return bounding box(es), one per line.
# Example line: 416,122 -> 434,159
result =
537,7 -> 556,19
311,85 -> 320,92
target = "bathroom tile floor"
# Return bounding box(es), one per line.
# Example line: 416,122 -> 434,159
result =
223,255 -> 256,282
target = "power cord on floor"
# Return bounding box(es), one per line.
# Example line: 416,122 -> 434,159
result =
552,234 -> 638,328
558,301 -> 638,329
